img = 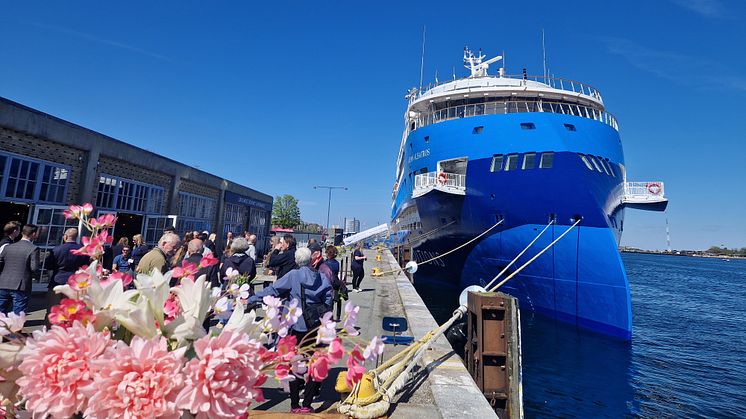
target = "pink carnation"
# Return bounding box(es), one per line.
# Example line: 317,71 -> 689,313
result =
17,322 -> 112,418
176,331 -> 267,418
84,336 -> 186,419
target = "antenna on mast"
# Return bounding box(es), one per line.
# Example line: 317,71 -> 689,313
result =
542,29 -> 547,80
419,26 -> 426,91
666,218 -> 672,253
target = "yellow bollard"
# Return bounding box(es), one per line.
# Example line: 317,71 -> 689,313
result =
375,254 -> 382,262
336,371 -> 377,399
372,267 -> 383,277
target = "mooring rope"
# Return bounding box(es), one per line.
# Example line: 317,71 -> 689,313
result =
482,220 -> 555,291
337,218 -> 583,418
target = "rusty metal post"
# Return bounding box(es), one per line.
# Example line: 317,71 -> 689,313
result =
466,291 -> 522,418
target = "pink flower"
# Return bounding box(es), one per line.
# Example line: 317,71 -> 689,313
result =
103,271 -> 133,288
17,322 -> 112,418
82,202 -> 93,215
84,336 -> 185,419
72,234 -> 105,258
89,213 -> 117,229
176,331 -> 266,418
164,292 -> 181,324
48,298 -> 95,328
275,362 -> 292,381
63,203 -> 92,219
343,301 -> 360,336
316,312 -> 336,344
277,335 -> 297,362
327,337 -> 344,363
363,336 -> 385,360
199,253 -> 219,268
68,270 -> 93,291
172,261 -> 199,280
308,353 -> 331,382
345,345 -> 366,388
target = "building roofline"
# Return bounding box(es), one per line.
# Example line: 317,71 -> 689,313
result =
0,96 -> 271,203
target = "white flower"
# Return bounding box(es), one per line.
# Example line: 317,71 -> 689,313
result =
0,312 -> 25,336
87,275 -> 139,330
225,267 -> 239,280
343,301 -> 360,336
213,296 -> 233,321
162,314 -> 206,346
262,295 -> 283,319
134,269 -> 173,326
115,302 -> 158,339
316,312 -> 336,344
223,300 -> 267,342
171,274 -> 212,323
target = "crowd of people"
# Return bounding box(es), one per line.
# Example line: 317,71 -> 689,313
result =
0,221 -> 367,413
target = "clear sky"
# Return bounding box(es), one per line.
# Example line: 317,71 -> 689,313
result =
1,1 -> 744,250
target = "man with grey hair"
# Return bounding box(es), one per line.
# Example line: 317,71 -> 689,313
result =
136,233 -> 180,275
220,237 -> 256,285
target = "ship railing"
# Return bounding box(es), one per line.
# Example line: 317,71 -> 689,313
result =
415,74 -> 604,103
623,181 -> 666,201
413,172 -> 466,198
411,100 -> 618,132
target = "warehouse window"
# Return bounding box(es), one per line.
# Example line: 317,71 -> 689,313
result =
0,152 -> 69,204
96,174 -> 164,213
177,192 -> 216,233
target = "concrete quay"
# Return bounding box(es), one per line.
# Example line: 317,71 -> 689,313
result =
250,248 -> 495,417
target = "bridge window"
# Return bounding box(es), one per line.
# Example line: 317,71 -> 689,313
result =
490,154 -> 504,172
578,154 -> 594,170
605,160 -> 616,177
539,152 -> 554,169
520,122 -> 536,130
424,136 -> 430,143
504,154 -> 519,171
473,126 -> 484,134
522,153 -> 536,170
564,123 -> 576,131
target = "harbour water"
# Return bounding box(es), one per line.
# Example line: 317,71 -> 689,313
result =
415,253 -> 746,418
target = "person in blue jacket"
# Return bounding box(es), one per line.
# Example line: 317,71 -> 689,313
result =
247,246 -> 333,413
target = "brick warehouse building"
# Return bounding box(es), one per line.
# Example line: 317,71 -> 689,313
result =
0,97 -> 273,279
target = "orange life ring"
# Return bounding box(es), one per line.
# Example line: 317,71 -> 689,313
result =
437,172 -> 448,185
647,182 -> 662,195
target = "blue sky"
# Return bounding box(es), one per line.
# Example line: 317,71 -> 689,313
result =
1,1 -> 744,250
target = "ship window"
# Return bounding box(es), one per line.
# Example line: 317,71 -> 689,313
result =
564,123 -> 576,131
539,152 -> 554,169
578,154 -> 594,170
490,154 -> 504,172
522,153 -> 536,170
520,122 -> 536,130
596,156 -> 610,175
588,156 -> 603,172
473,126 -> 484,134
424,136 -> 430,143
505,154 -> 519,171
606,160 -> 616,177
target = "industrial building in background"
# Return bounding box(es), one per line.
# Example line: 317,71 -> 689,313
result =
0,97 -> 273,281
344,218 -> 360,235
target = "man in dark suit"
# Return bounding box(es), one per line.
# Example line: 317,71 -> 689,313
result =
0,224 -> 39,314
46,228 -> 89,311
0,221 -> 21,251
182,239 -> 219,287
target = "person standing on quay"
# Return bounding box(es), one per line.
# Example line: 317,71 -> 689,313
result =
351,241 -> 366,292
0,221 -> 21,253
247,234 -> 258,262
130,234 -> 148,270
136,233 -> 180,275
268,234 -> 297,280
46,228 -> 89,309
0,224 -> 39,314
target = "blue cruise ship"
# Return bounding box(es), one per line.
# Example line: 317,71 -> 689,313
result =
390,49 -> 667,340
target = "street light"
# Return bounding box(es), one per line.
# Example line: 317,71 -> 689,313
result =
314,185 -> 347,242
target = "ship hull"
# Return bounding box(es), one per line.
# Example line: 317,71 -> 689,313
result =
392,112 -> 632,340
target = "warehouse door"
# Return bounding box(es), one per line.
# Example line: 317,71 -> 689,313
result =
0,201 -> 30,231
114,213 -> 144,246
32,205 -> 80,282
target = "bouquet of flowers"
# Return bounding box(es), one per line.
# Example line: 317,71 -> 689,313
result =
0,203 -> 382,418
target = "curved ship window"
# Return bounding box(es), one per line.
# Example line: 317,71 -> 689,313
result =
539,152 -> 554,169
606,160 -> 616,177
490,154 -> 504,172
564,123 -> 577,132
596,156 -> 610,175
473,126 -> 484,134
520,122 -> 536,130
424,136 -> 430,143
504,154 -> 519,171
578,154 -> 594,170
522,153 -> 536,170
588,155 -> 603,172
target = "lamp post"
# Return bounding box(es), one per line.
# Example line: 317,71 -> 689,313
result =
314,185 -> 347,242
